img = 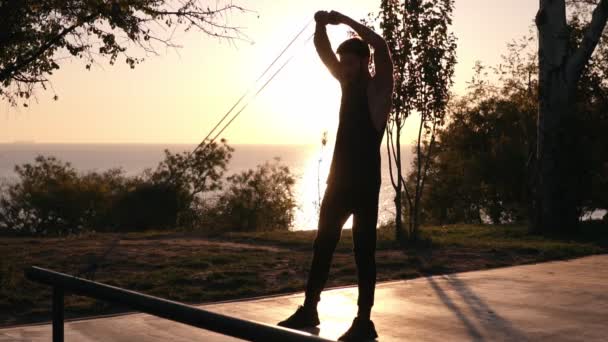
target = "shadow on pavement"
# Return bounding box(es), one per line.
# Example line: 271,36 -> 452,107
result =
426,275 -> 529,341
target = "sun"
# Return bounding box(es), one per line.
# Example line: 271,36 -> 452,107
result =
228,27 -> 349,145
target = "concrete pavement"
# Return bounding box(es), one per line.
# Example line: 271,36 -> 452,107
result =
2,255 -> 607,341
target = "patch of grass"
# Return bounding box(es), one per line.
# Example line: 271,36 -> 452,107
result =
222,226 -> 401,252
222,229 -> 317,249
1,223 -> 607,327
421,224 -> 604,259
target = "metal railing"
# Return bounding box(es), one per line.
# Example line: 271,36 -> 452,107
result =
25,266 -> 334,342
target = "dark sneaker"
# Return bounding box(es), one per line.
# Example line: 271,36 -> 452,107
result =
278,306 -> 320,329
338,317 -> 378,341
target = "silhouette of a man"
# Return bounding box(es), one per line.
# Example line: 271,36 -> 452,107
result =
279,10 -> 393,341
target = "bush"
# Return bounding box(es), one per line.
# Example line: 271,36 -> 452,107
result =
0,142 -> 299,235
0,156 -> 126,235
213,159 -> 296,232
150,140 -> 233,199
0,145 -> 230,234
110,181 -> 188,231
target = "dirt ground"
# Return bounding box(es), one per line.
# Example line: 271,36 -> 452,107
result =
1,224 -> 606,326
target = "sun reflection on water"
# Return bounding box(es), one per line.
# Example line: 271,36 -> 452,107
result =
293,143 -> 354,230
288,137 -> 403,231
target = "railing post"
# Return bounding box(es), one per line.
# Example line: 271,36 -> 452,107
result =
52,286 -> 64,342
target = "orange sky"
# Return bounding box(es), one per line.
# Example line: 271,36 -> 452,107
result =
1,0 -> 540,144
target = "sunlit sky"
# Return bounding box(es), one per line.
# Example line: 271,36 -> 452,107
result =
1,0 -> 539,144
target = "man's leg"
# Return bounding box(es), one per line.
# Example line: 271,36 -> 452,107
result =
351,189 -> 379,319
278,185 -> 351,328
337,188 -> 380,341
304,185 -> 352,309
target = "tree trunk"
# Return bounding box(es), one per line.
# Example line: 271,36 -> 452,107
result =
536,0 -> 580,233
395,184 -> 403,241
395,124 -> 404,243
536,71 -> 579,233
535,0 -> 608,233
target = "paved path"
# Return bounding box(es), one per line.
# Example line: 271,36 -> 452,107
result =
2,255 -> 607,341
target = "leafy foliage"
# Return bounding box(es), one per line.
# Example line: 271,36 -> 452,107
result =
211,159 -> 297,232
533,0 -> 608,232
110,180 -> 187,231
147,139 -> 234,228
417,27 -> 607,225
0,0 -> 248,105
416,96 -> 535,225
0,156 -> 127,234
150,139 -> 234,199
567,10 -> 608,215
374,0 -> 457,241
0,142 -> 299,235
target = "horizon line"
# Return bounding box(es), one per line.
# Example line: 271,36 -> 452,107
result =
1,141 -> 416,147
0,141 -> 318,146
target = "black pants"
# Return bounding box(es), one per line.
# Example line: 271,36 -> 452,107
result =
304,181 -> 380,310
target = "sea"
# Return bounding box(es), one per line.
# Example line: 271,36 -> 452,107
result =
0,143 -> 415,230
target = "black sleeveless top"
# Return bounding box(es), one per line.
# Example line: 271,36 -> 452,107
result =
327,77 -> 384,190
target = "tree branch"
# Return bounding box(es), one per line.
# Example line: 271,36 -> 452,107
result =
419,119 -> 438,198
567,0 -> 608,80
567,0 -> 600,6
386,127 -> 398,190
401,174 -> 414,211
0,13 -> 98,83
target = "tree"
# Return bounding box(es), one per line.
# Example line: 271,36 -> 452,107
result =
213,159 -> 297,232
150,139 -> 233,202
418,94 -> 536,225
0,141 -> 235,234
0,156 -> 127,235
145,139 -> 234,227
376,0 -> 457,242
427,41 -> 539,226
0,0 -> 248,106
535,0 -> 608,233
420,26 -> 607,227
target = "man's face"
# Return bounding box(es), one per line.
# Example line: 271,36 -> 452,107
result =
338,53 -> 367,82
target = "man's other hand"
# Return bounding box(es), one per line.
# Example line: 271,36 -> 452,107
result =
315,11 -> 329,25
328,11 -> 345,25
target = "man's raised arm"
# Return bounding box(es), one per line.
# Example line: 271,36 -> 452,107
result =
314,11 -> 342,80
330,11 -> 393,91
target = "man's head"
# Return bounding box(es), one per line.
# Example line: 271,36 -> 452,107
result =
336,38 -> 370,82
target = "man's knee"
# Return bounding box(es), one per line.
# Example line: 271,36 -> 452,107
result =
313,231 -> 340,252
353,244 -> 375,266
352,221 -> 377,259
314,210 -> 345,253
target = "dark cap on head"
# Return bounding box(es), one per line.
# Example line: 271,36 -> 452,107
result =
336,38 -> 370,59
